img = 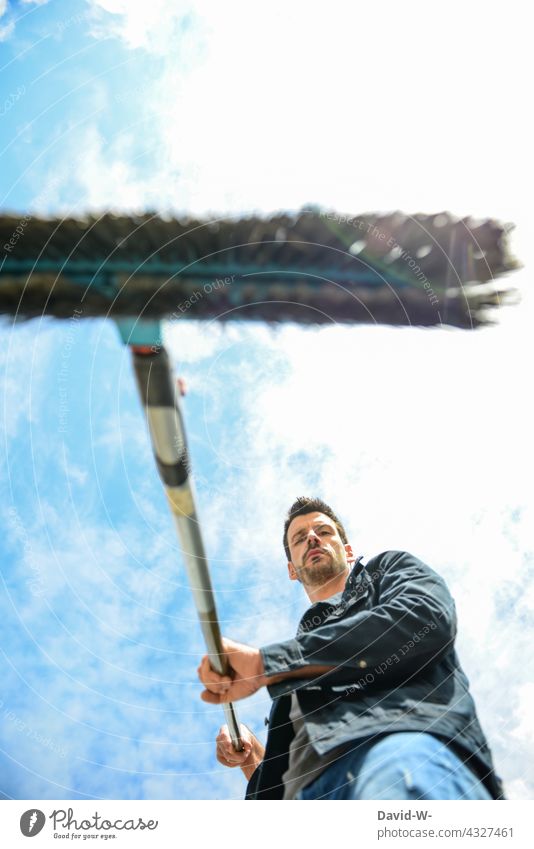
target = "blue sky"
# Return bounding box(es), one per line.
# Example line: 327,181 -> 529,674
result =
1,0 -> 533,801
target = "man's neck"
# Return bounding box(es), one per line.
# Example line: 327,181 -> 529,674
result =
304,567 -> 350,604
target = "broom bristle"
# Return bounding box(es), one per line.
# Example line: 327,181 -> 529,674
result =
0,209 -> 519,328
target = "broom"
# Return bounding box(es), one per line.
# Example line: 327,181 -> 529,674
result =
0,207 -> 520,751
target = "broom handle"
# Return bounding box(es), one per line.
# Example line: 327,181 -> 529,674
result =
130,345 -> 243,751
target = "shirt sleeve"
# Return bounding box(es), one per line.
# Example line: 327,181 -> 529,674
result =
260,551 -> 457,688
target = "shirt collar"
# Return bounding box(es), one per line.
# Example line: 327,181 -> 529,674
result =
296,555 -> 365,634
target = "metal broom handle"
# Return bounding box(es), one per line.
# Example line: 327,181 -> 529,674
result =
130,345 -> 243,751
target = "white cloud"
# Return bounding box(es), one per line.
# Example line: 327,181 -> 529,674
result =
87,0 -> 200,55
0,0 -> 50,41
0,20 -> 14,41
0,319 -> 56,442
76,0 -> 531,222
162,319 -> 235,364
53,126 -> 155,214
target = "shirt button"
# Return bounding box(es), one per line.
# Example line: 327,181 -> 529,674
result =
358,659 -> 367,669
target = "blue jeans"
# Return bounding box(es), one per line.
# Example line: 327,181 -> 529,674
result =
296,732 -> 492,800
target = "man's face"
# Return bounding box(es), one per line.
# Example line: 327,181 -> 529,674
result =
286,511 -> 353,589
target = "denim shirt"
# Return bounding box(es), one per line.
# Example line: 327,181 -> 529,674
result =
246,550 -> 504,799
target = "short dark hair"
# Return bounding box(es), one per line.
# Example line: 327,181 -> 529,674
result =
283,496 -> 348,561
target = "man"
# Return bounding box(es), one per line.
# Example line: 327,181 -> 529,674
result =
198,496 -> 504,799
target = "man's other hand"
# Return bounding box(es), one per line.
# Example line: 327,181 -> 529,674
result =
216,724 -> 265,781
197,637 -> 266,703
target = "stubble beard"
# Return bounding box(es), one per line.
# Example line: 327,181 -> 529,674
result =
296,550 -> 347,590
